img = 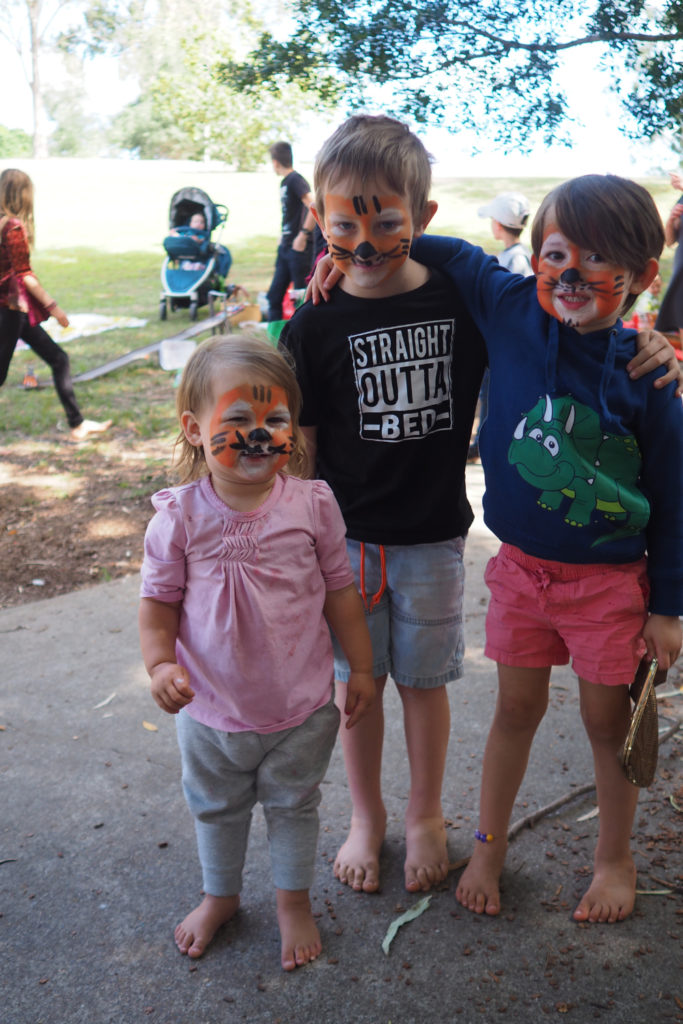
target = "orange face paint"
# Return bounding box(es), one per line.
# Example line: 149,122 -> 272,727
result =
323,190 -> 413,282
535,223 -> 629,331
208,382 -> 293,473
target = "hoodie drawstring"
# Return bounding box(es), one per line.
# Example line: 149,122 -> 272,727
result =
544,316 -> 559,395
599,329 -> 618,423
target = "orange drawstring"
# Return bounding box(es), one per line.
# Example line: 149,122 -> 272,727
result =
359,542 -> 387,613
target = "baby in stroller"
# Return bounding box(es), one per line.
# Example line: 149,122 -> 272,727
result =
160,187 -> 232,321
169,213 -> 210,253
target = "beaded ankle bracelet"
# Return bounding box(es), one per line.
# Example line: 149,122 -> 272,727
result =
475,829 -> 494,843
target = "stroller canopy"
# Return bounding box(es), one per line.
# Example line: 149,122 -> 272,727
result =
168,187 -> 228,233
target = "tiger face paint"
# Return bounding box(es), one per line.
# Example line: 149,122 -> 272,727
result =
533,222 -> 632,333
320,185 -> 414,292
207,381 -> 293,477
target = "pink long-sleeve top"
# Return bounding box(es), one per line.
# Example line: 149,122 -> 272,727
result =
140,472 -> 354,733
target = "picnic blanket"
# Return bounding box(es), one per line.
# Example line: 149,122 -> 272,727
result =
18,313 -> 147,348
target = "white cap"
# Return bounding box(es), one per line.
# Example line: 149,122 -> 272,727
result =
478,192 -> 531,230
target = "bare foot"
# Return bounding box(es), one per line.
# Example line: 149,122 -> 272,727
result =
174,893 -> 240,958
573,858 -> 637,923
70,419 -> 113,442
455,842 -> 506,915
404,816 -> 449,892
276,889 -> 322,971
334,813 -> 386,892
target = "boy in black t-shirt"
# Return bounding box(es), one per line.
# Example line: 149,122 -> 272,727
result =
282,116 -> 680,901
281,115 -> 487,896
265,141 -> 317,321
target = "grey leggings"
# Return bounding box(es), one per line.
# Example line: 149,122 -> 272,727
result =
176,699 -> 340,895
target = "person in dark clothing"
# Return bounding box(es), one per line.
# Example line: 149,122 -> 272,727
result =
265,142 -> 316,322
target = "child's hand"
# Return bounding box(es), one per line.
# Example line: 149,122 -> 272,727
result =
628,330 -> 683,397
305,254 -> 343,305
642,614 -> 682,671
53,306 -> 69,328
150,662 -> 195,714
669,171 -> 683,191
343,670 -> 376,729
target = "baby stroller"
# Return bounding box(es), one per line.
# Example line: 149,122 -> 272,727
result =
159,187 -> 232,321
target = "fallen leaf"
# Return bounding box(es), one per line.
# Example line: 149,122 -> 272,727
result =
142,721 -> 158,732
382,895 -> 432,956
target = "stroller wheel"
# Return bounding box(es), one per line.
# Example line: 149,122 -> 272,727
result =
159,298 -> 168,321
189,300 -> 199,321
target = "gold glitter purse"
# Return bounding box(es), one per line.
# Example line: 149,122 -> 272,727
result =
619,658 -> 666,788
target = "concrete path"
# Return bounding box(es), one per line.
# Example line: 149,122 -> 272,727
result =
2,466 -> 681,1024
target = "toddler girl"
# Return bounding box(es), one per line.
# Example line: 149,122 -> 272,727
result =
139,333 -> 374,970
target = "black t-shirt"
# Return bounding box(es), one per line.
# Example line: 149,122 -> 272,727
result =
280,271 -> 487,544
279,170 -> 311,242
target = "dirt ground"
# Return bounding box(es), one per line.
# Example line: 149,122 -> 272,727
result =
0,435 -> 170,609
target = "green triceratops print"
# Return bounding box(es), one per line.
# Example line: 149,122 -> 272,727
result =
508,394 -> 649,546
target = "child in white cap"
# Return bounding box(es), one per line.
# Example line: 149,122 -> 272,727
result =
478,191 -> 533,277
469,193 -> 534,460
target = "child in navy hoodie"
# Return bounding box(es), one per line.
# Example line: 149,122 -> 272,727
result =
412,174 -> 683,926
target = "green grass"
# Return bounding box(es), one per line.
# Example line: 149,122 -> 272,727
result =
1,233 -> 281,444
0,159 -> 676,448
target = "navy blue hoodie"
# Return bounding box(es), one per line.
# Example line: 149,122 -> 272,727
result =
415,235 -> 683,617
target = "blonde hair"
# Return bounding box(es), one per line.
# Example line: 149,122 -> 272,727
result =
314,115 -> 433,224
174,332 -> 308,483
0,168 -> 35,248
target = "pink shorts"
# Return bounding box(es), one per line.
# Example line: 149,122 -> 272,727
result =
484,544 -> 649,686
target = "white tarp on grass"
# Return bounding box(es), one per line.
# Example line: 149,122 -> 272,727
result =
19,313 -> 147,348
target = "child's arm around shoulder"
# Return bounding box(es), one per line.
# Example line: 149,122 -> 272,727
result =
411,234 -> 520,315
629,331 -> 683,396
413,235 -> 683,396
323,584 -> 375,729
139,596 -> 195,714
412,233 -> 496,277
412,233 -> 471,265
305,255 -> 340,305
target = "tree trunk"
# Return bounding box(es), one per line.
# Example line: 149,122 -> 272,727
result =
28,0 -> 49,158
